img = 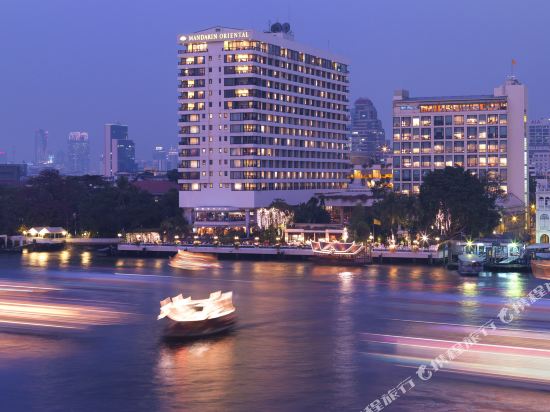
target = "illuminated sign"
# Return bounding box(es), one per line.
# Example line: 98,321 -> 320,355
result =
179,31 -> 250,43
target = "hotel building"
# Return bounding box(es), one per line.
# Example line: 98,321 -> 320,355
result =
391,77 -> 528,209
177,25 -> 350,233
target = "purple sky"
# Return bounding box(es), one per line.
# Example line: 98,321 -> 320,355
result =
1,0 -> 549,171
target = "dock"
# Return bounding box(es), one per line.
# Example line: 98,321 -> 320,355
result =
117,244 -> 445,263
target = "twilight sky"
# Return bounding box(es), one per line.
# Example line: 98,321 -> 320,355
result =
1,0 -> 549,171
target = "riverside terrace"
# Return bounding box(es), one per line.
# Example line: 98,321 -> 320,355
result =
116,243 -> 444,263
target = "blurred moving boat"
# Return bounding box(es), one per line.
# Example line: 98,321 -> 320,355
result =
310,241 -> 369,265
458,254 -> 484,275
527,243 -> 550,280
158,291 -> 236,338
169,250 -> 221,270
531,260 -> 550,280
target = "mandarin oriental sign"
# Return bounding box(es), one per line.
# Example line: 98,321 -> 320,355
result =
180,31 -> 250,43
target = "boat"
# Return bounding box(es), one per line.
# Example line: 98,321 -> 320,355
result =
310,241 -> 369,265
457,254 -> 484,276
169,249 -> 221,270
158,291 -> 236,338
526,243 -> 550,280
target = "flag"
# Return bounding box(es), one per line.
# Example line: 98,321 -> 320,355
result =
373,219 -> 381,226
512,58 -> 517,65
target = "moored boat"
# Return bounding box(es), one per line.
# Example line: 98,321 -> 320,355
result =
310,241 -> 369,265
531,260 -> 550,280
158,291 -> 236,338
457,254 -> 484,276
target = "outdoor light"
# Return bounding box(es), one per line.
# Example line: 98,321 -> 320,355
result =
174,235 -> 179,240
117,233 -> 122,238
254,237 -> 259,241
194,235 -> 199,239
234,236 -> 239,240
435,237 -> 440,242
213,236 -> 218,240
421,234 -> 429,243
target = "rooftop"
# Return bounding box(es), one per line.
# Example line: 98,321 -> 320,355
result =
396,94 -> 504,103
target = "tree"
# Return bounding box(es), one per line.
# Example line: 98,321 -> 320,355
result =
371,191 -> 419,240
293,197 -> 331,223
418,167 -> 499,239
349,204 -> 370,240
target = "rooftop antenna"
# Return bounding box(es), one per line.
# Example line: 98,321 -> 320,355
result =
511,58 -> 516,77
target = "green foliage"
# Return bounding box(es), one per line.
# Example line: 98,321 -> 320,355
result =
0,170 -> 188,237
371,191 -> 420,239
348,204 -> 370,240
293,197 -> 331,223
418,167 -> 499,238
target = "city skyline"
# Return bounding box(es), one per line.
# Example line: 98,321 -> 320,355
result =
1,0 -> 549,162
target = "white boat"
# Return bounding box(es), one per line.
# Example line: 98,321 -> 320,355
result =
458,254 -> 484,276
158,291 -> 236,338
169,249 -> 221,270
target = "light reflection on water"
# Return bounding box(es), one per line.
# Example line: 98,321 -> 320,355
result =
2,249 -> 550,411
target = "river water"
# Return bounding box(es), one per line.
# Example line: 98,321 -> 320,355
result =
0,248 -> 549,411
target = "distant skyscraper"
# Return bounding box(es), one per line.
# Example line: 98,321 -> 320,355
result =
166,146 -> 179,170
34,129 -> 49,165
0,150 -> 7,164
528,118 -> 550,177
116,139 -> 137,174
152,146 -> 167,171
350,98 -> 386,160
67,132 -> 90,175
104,123 -> 136,176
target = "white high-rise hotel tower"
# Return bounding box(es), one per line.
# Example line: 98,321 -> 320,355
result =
177,25 -> 350,233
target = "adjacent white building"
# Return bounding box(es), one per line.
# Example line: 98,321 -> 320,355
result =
177,25 -> 350,233
528,118 -> 550,178
391,77 -> 528,210
536,180 -> 550,243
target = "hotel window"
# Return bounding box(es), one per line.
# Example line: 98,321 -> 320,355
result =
453,127 -> 464,139
487,114 -> 498,124
434,155 -> 444,167
421,128 -> 431,140
434,127 -> 444,139
421,116 -> 431,126
412,117 -> 420,127
393,129 -> 401,141
445,127 -> 452,139
478,142 -> 487,153
402,169 -> 411,180
393,143 -> 400,154
479,127 -> 487,139
488,140 -> 498,153
445,155 -> 453,167
402,128 -> 411,140
413,169 -> 421,181
421,142 -> 431,153
479,156 -> 487,166
401,142 -> 411,154
499,157 -> 507,167
488,155 -> 498,167
403,157 -> 412,167
499,114 -> 507,125
466,115 -> 477,125
478,115 -> 487,125
412,128 -> 420,140
488,126 -> 498,139
393,156 -> 401,167
401,117 -> 411,127
412,142 -> 420,154
412,156 -> 421,167
499,126 -> 507,139
467,127 -> 477,139
434,116 -> 444,126
445,115 -> 453,125
445,141 -> 453,153
467,142 -> 477,152
454,155 -> 464,167
467,156 -> 477,167
393,170 -> 401,181
421,156 -> 431,167
453,115 -> 464,125
454,141 -> 465,153
434,142 -> 444,153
